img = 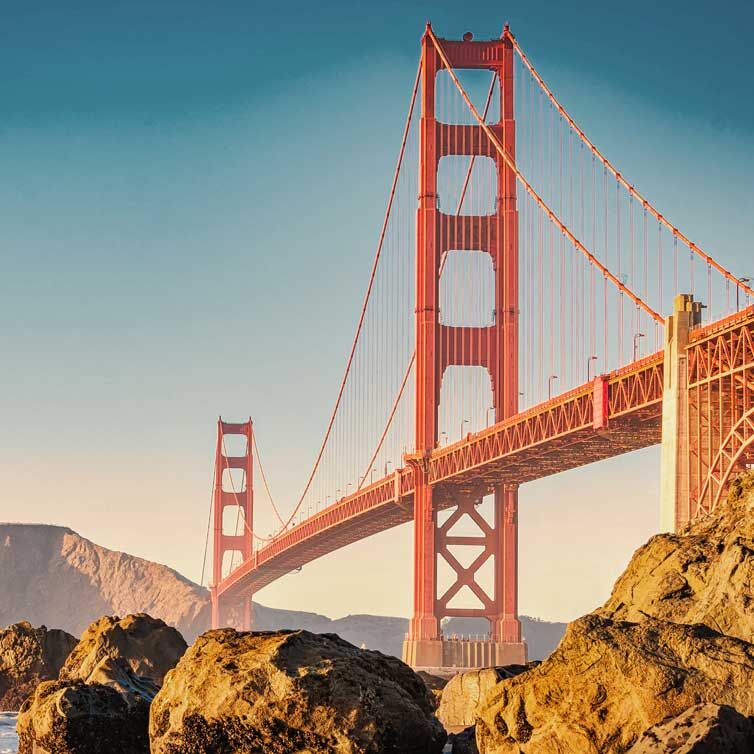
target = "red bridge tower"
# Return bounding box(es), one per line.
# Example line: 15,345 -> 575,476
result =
210,418 -> 254,630
402,26 -> 527,670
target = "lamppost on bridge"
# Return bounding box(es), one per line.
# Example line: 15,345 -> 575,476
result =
460,418 -> 469,440
548,375 -> 559,399
486,406 -> 495,427
633,332 -> 646,362
384,460 -> 392,476
371,468 -> 377,484
439,431 -> 448,447
587,355 -> 599,382
737,277 -> 751,312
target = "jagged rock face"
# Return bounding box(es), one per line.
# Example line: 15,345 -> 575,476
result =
0,524 -> 210,641
475,615 -> 754,754
438,666 -> 533,734
149,628 -> 447,754
60,614 -> 187,685
626,703 -> 754,753
16,675 -> 151,754
600,472 -> 754,641
0,621 -> 76,711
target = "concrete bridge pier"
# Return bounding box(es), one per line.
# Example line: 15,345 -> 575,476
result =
660,294 -> 703,533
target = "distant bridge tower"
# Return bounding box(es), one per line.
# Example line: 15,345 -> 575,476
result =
210,418 -> 254,630
403,25 -> 527,670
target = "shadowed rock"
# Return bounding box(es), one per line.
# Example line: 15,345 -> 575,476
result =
0,621 -> 76,711
448,726 -> 478,754
17,658 -> 156,754
60,614 -> 187,685
149,628 -> 447,754
626,703 -> 754,753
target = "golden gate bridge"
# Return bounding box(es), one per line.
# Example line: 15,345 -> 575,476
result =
205,24 -> 754,672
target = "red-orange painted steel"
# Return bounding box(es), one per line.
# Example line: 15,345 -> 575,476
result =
210,418 -> 253,630
411,28 -> 521,644
686,305 -> 754,522
210,30 -> 754,639
215,354 -> 674,603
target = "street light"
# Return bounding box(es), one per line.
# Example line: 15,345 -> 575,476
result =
587,355 -> 598,381
633,332 -> 646,361
548,375 -> 559,399
460,419 -> 469,439
486,406 -> 495,427
439,431 -> 448,446
384,460 -> 392,475
737,277 -> 751,312
371,468 -> 377,483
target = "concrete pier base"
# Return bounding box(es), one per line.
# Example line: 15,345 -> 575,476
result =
402,637 -> 527,673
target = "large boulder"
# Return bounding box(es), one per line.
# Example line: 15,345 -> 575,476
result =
149,628 -> 447,754
0,621 -> 76,710
475,615 -> 754,754
626,703 -> 754,753
438,666 -> 533,733
61,613 -> 186,685
600,471 -> 754,641
16,658 -> 155,754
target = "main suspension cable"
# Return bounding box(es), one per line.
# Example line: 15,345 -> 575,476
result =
429,27 -> 663,324
507,29 -> 753,300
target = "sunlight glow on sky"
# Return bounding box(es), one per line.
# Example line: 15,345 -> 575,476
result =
1,0 -> 752,622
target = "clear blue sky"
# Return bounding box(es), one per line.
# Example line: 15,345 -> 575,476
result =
1,1 -> 752,622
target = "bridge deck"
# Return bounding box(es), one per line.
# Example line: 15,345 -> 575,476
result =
217,352 -> 665,599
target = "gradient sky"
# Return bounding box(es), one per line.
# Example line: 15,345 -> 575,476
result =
1,1 -> 753,623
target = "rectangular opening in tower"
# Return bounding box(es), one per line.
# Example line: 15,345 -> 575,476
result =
222,468 -> 246,494
438,155 -> 497,216
439,250 -> 495,327
435,69 -> 499,125
220,433 -> 248,457
222,504 -> 247,536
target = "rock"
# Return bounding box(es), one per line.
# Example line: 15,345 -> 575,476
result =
418,671 -> 447,710
17,616 -> 166,754
626,703 -> 754,753
437,665 -> 534,733
475,615 -> 754,754
0,524 -> 210,641
0,621 -> 76,711
150,628 -> 447,754
448,726 -> 479,754
600,470 -> 754,642
17,674 -> 151,754
61,614 -> 187,685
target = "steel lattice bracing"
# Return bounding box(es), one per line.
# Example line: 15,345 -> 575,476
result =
687,306 -> 754,520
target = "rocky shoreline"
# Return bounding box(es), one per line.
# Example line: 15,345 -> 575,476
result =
1,472 -> 753,753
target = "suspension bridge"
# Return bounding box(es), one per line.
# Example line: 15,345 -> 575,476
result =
206,24 -> 754,672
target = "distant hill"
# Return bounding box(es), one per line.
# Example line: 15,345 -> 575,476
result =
0,523 -> 564,660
